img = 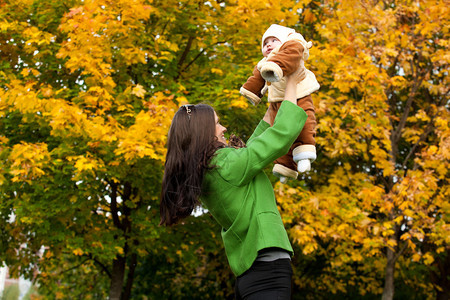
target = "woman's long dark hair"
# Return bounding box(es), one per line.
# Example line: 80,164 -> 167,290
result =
160,104 -> 225,226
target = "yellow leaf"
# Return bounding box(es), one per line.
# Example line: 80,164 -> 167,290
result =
303,10 -> 316,23
400,233 -> 410,241
131,84 -> 146,98
177,96 -> 188,105
423,252 -> 435,265
436,247 -> 445,254
231,98 -> 249,109
74,157 -> 97,171
20,68 -> 30,76
73,248 -> 84,256
387,239 -> 397,248
211,68 -> 223,75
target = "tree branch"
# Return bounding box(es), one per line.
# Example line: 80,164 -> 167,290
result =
393,241 -> 408,263
401,121 -> 435,170
91,256 -> 112,279
177,35 -> 195,70
57,258 -> 89,276
392,62 -> 431,146
176,40 -> 226,79
390,63 -> 431,169
121,182 -> 133,235
109,181 -> 122,229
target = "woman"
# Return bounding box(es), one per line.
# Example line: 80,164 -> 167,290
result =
160,70 -> 307,299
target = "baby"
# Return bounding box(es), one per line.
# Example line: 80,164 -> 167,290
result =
240,24 -> 320,182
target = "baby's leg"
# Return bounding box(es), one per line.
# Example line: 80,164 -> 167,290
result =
271,95 -> 317,180
270,102 -> 299,180
292,95 -> 316,150
292,95 -> 317,173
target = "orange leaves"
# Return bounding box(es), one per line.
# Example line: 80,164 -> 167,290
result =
291,224 -> 319,254
131,84 -> 146,98
43,85 -> 177,163
369,140 -> 395,177
223,88 -> 249,110
114,91 -> 177,162
210,68 -> 224,76
2,79 -> 46,114
72,248 -> 84,256
58,0 -> 153,87
114,246 -> 124,255
417,117 -> 450,179
303,10 -> 316,24
73,156 -> 100,172
80,85 -> 115,111
121,47 -> 148,65
115,111 -> 162,160
218,0 -> 299,45
9,142 -> 50,183
276,176 -> 372,255
0,0 -> 447,297
22,26 -> 55,53
47,101 -> 89,136
67,154 -> 106,181
412,252 -> 435,265
231,98 -> 249,109
389,76 -> 407,88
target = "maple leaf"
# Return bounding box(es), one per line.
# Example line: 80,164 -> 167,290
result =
131,84 -> 146,98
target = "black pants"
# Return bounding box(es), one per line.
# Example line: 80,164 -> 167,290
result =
235,259 -> 292,300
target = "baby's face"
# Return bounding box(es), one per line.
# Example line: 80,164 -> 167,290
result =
262,37 -> 282,57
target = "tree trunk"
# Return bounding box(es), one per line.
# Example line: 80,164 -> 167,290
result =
432,250 -> 450,300
121,253 -> 138,300
437,290 -> 450,300
109,256 -> 126,300
382,247 -> 396,300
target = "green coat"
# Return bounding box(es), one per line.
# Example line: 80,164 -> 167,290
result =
201,101 -> 307,276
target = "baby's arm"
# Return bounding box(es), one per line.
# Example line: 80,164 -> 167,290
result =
260,40 -> 305,82
240,64 -> 266,105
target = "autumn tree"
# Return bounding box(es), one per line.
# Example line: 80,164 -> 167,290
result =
0,0 -> 302,298
0,0 -> 178,298
1,0 -> 448,299
276,0 -> 449,299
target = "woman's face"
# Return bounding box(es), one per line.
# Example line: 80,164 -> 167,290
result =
214,111 -> 227,144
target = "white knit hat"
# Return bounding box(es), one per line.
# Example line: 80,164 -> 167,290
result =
261,24 -> 295,52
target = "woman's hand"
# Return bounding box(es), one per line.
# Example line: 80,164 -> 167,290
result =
263,103 -> 275,124
286,60 -> 306,84
284,62 -> 306,104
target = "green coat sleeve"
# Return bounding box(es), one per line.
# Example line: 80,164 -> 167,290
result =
247,120 -> 270,145
214,101 -> 307,186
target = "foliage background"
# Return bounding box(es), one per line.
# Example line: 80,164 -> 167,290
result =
0,0 -> 448,299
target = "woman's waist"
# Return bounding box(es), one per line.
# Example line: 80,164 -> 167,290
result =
256,247 -> 291,262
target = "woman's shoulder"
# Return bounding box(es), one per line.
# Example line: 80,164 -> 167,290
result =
212,146 -> 237,162
210,147 -> 247,173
